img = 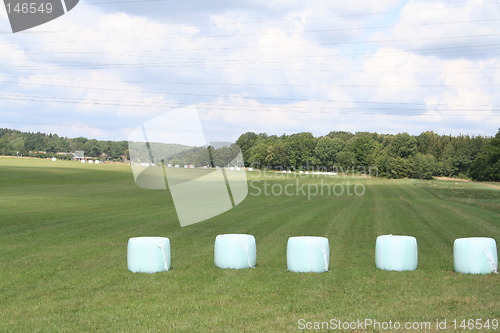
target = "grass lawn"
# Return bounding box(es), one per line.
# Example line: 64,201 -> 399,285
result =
0,158 -> 498,332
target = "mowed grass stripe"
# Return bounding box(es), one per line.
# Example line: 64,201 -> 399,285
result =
394,180 -> 498,246
0,159 -> 498,332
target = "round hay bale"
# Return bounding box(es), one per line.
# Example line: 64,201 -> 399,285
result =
214,234 -> 256,269
454,237 -> 498,274
287,236 -> 329,273
375,235 -> 418,271
127,237 -> 171,273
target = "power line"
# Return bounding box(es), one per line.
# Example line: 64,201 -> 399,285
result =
3,16 -> 500,35
2,80 -> 500,104
84,0 -> 172,5
3,48 -> 499,71
8,42 -> 500,64
0,74 -> 439,87
3,0 -> 500,31
0,93 -> 497,116
2,26 -> 500,46
2,41 -> 500,72
1,38 -> 498,74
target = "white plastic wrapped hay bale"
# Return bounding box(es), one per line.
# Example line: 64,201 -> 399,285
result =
454,237 -> 498,274
375,235 -> 418,271
287,236 -> 329,273
214,234 -> 256,269
127,237 -> 171,273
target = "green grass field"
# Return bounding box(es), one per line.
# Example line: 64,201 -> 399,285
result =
0,158 -> 498,332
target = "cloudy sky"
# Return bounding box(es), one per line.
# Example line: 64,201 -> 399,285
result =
0,0 -> 499,142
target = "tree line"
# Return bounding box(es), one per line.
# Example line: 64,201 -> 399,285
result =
0,128 -> 128,161
0,127 -> 498,181
236,129 -> 499,181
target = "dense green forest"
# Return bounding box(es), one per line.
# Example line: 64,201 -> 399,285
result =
236,129 -> 500,181
0,128 -> 128,161
0,128 -> 498,181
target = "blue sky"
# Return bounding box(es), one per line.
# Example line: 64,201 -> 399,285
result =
0,0 -> 499,142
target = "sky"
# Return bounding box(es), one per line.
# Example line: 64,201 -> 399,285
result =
0,0 -> 499,143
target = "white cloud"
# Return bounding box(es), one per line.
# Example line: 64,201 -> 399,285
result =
381,0 -> 500,58
0,0 -> 498,141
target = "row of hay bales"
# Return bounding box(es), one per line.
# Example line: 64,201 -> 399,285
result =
51,158 -> 102,163
127,235 -> 498,274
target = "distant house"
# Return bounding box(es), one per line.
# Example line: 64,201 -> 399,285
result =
74,150 -> 85,160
